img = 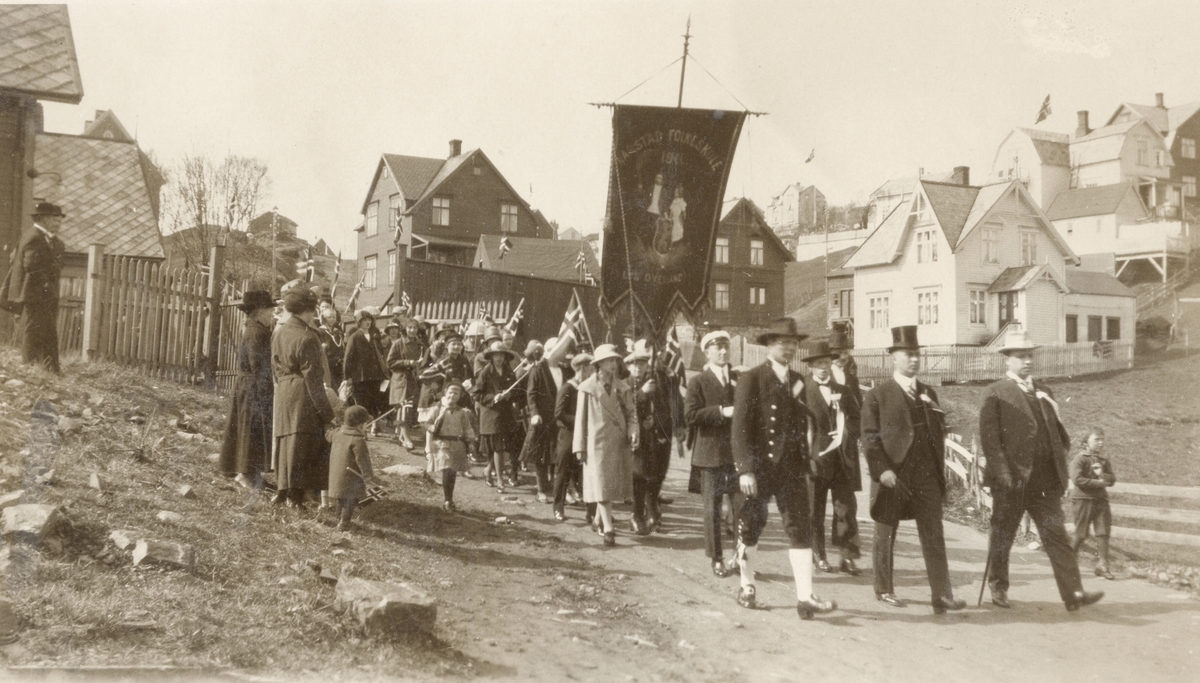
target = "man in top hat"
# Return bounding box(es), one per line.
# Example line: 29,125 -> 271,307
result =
731,317 -> 837,619
980,328 -> 1104,612
684,329 -> 741,577
2,202 -> 67,373
803,340 -> 863,577
863,325 -> 965,613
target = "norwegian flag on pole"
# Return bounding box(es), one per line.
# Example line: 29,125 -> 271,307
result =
504,297 -> 525,334
662,326 -> 686,379
574,248 -> 587,271
1035,94 -> 1052,124
343,276 -> 365,314
400,290 -> 412,312
476,303 -> 494,323
329,251 -> 342,298
551,289 -> 594,356
498,236 -> 513,259
295,249 -> 315,282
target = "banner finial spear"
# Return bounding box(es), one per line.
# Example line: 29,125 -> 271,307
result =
678,17 -> 691,108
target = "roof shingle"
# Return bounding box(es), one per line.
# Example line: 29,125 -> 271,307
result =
382,153 -> 445,202
1066,269 -> 1135,298
33,134 -> 163,258
0,4 -> 82,103
921,181 -> 980,247
1045,183 -> 1144,221
477,235 -> 599,282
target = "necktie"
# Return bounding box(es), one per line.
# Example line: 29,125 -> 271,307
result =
905,382 -> 918,401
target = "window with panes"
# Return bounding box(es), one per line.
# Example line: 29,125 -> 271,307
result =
1020,232 -> 1037,265
969,289 -> 986,324
500,203 -> 519,233
917,290 -> 939,325
363,255 -> 377,290
714,282 -> 730,310
387,249 -> 396,285
750,240 -> 764,266
1183,138 -> 1196,160
715,237 -> 729,264
749,286 -> 766,306
432,197 -> 450,226
869,295 -> 889,329
916,229 -> 938,263
982,228 -> 1000,263
366,202 -> 379,237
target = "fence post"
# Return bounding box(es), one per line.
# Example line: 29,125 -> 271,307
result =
201,245 -> 226,389
81,244 -> 105,361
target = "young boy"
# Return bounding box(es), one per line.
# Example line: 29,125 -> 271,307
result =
1069,427 -> 1117,580
328,405 -> 377,531
429,383 -> 476,511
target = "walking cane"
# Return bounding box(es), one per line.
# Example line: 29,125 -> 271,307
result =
977,553 -> 992,607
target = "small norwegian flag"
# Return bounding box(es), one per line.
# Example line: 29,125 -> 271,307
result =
400,290 -> 412,312
1035,94 -> 1052,124
498,236 -> 513,259
574,248 -> 587,271
295,249 -> 314,282
662,326 -> 686,379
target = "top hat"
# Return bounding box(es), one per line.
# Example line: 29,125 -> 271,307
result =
483,340 -> 520,363
756,317 -> 809,346
237,290 -> 275,313
31,201 -> 65,217
482,325 -> 503,344
997,328 -> 1040,354
828,331 -> 852,351
887,325 -> 921,352
802,340 -> 837,363
700,330 -> 731,350
591,343 -> 623,365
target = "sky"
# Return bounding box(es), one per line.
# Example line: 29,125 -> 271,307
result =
42,0 -> 1200,258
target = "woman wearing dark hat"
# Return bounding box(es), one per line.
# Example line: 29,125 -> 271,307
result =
473,341 -> 523,492
218,290 -> 276,488
1,201 -> 66,373
343,309 -> 389,424
272,288 -> 336,509
387,317 -> 427,450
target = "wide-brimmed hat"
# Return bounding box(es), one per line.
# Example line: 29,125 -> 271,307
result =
756,317 -> 809,345
31,201 -> 65,217
700,330 -> 731,350
482,325 -> 503,344
828,331 -> 852,351
282,287 -> 319,314
237,290 -> 274,313
570,352 -> 593,370
802,340 -> 837,363
591,344 -> 623,365
998,328 -> 1040,355
483,340 -> 520,363
354,309 -> 375,324
887,325 -> 921,352
624,343 -> 652,364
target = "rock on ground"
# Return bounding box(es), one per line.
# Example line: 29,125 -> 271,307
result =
0,490 -> 24,511
109,529 -> 138,550
334,576 -> 436,637
132,540 -> 195,571
381,464 -> 423,477
1,504 -> 62,546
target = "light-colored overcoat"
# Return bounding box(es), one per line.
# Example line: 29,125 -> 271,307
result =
573,373 -> 637,503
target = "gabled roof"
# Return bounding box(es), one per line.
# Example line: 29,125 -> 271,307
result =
1167,103 -> 1200,146
382,153 -> 446,201
1066,269 -> 1135,298
1108,102 -> 1169,133
475,235 -> 600,282
1016,127 -> 1070,166
82,110 -> 133,142
841,199 -> 909,268
1074,119 -> 1141,143
721,197 -> 794,262
409,151 -> 475,208
32,133 -> 163,258
987,264 -> 1066,294
0,4 -> 83,103
922,181 -> 981,247
1045,182 -> 1146,221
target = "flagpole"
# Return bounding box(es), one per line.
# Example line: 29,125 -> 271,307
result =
677,16 -> 691,108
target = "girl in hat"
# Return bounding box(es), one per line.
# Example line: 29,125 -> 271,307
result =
219,290 -> 276,488
343,310 -> 389,428
429,383 -> 476,511
473,341 -> 523,492
387,318 -> 428,450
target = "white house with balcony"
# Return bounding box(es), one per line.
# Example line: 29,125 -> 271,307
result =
839,177 -> 1134,351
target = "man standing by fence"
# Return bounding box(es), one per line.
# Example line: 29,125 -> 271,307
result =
980,328 -> 1104,612
1,202 -> 66,374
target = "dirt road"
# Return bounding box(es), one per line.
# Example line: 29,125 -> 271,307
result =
373,441 -> 1200,683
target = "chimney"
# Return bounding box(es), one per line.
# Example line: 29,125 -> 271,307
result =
952,166 -> 970,186
1076,111 -> 1090,138
1156,92 -> 1165,108
449,139 -> 462,158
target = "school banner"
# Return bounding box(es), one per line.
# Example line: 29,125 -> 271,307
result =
600,105 -> 746,339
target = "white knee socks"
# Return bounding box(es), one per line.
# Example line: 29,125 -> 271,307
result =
737,540 -> 754,589
790,548 -> 814,600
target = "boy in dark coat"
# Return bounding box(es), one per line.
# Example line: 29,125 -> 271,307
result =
328,405 -> 376,531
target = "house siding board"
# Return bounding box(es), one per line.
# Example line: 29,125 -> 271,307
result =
1171,113 -> 1200,214
1065,293 -> 1135,342
1023,277 -> 1062,344
357,165 -> 402,309
706,200 -> 789,328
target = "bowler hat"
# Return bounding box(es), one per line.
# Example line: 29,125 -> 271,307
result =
802,340 -> 836,363
756,317 -> 809,346
887,325 -> 921,352
237,290 -> 274,313
997,328 -> 1040,354
31,201 -> 65,217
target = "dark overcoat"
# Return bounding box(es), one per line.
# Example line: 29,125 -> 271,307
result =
684,366 -> 735,469
343,329 -> 387,383
862,379 -> 946,524
386,335 -> 426,406
804,378 -> 862,491
2,227 -> 64,371
327,425 -> 373,500
273,317 -> 335,489
979,378 -> 1070,494
219,317 -> 274,475
554,379 -> 579,460
473,361 -> 519,435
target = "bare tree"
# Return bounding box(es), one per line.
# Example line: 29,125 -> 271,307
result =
160,153 -> 271,284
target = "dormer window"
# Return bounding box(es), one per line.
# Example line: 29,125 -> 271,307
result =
911,192 -> 929,222
382,165 -> 390,179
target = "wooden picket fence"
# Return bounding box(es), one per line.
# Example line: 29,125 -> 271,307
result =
77,244 -> 244,389
943,434 -> 1200,548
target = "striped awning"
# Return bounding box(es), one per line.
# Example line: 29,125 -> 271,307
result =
411,299 -> 512,324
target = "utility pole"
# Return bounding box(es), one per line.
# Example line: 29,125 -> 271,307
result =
677,16 -> 691,108
271,207 -> 278,295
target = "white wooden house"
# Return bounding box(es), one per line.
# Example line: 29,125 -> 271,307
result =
840,178 -> 1135,351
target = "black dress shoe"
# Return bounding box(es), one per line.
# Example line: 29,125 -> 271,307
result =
630,519 -> 650,536
271,491 -> 287,506
603,531 -> 616,547
876,592 -> 906,607
814,558 -> 834,573
658,495 -> 673,505
797,595 -> 837,620
736,585 -> 757,609
839,559 -> 862,576
553,509 -> 565,522
712,559 -> 733,578
933,596 -> 967,614
990,587 -> 1011,609
1065,590 -> 1104,612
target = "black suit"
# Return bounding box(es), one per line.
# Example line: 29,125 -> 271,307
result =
862,378 -> 953,601
980,378 -> 1083,603
685,365 -> 742,561
806,378 -> 862,562
524,360 -> 564,496
731,361 -> 813,549
2,227 -> 64,373
631,366 -> 676,525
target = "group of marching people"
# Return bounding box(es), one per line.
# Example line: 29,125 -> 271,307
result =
219,285 -> 1112,618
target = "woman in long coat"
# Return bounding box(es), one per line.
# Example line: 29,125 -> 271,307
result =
473,341 -> 523,492
343,310 -> 388,421
387,318 -> 427,450
219,290 -> 275,487
273,288 -> 336,509
573,344 -> 639,546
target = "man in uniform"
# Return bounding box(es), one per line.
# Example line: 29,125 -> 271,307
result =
684,330 -> 740,577
2,202 -> 66,374
980,328 -> 1104,612
863,325 -> 965,613
803,340 -> 863,577
731,318 -> 837,620
625,340 -> 675,533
